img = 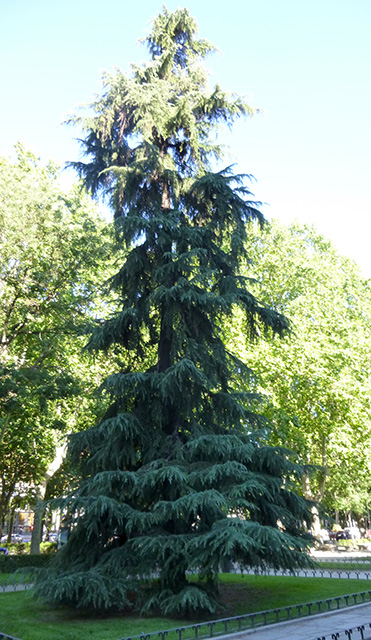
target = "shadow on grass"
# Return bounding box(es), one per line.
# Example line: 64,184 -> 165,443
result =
1,574 -> 371,640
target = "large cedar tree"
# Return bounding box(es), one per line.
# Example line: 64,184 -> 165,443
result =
36,8 -> 313,615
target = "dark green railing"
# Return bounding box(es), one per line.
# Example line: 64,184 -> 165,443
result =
118,590 -> 371,640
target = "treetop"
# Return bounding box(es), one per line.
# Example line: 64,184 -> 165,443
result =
142,6 -> 216,70
68,6 -> 256,203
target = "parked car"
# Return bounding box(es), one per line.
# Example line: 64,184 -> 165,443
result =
335,527 -> 361,540
344,526 -> 361,539
334,530 -> 347,540
0,533 -> 23,543
42,532 -> 58,542
57,528 -> 69,550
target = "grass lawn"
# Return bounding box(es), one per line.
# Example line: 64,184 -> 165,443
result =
1,575 -> 371,640
315,560 -> 371,571
0,572 -> 30,586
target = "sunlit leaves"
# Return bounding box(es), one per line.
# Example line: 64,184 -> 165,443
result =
0,146 -> 116,531
239,221 -> 371,517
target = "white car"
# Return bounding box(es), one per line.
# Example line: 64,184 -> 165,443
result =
0,533 -> 23,543
343,526 -> 361,539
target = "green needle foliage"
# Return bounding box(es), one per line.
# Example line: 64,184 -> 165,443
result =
36,7 -> 314,615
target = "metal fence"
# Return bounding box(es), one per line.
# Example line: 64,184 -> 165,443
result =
243,566 -> 371,580
315,556 -> 371,566
314,624 -> 371,639
117,590 -> 371,640
2,561 -> 371,640
1,581 -> 32,593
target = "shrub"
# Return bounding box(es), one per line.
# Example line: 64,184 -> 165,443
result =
0,542 -> 57,555
0,554 -> 52,573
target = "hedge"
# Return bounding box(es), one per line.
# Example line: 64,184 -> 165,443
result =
0,553 -> 52,572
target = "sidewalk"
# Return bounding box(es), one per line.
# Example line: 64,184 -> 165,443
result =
1,583 -> 32,593
224,602 -> 371,639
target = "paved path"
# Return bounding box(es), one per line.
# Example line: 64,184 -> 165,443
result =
0,583 -> 32,593
220,602 -> 371,639
221,554 -> 371,639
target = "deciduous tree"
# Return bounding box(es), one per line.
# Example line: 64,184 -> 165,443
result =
0,146 -> 113,541
238,221 -> 371,522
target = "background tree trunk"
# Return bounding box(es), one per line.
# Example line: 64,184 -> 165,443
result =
30,440 -> 67,554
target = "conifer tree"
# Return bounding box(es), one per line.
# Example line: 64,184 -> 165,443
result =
36,8 -> 314,615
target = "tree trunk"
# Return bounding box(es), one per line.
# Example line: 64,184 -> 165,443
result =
302,472 -> 324,539
30,440 -> 67,554
0,480 -> 16,539
6,505 -> 16,543
30,486 -> 46,553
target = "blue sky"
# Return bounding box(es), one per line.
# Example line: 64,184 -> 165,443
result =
2,0 -> 371,275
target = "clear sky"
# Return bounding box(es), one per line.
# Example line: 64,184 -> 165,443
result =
2,0 -> 370,275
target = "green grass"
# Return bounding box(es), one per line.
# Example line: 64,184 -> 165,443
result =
0,592 -> 182,640
218,573 -> 371,615
1,575 -> 371,640
315,560 -> 371,571
0,572 -> 30,586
